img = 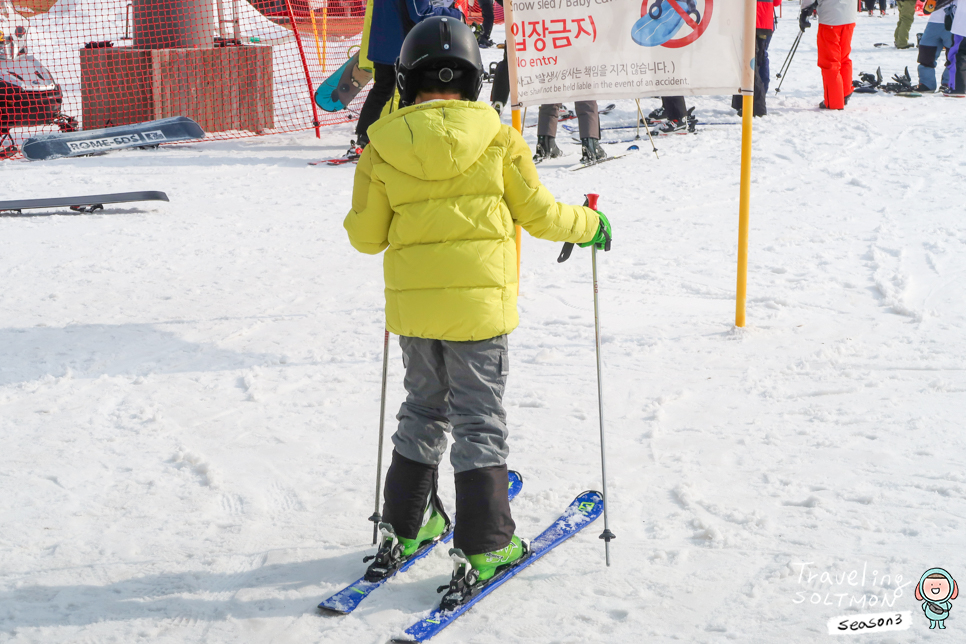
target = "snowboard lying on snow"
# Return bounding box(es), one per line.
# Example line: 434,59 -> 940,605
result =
21,117 -> 205,161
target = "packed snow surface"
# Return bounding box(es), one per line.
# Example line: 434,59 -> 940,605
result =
2,11 -> 965,644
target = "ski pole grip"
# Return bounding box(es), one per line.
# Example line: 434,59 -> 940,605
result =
557,194 -> 600,263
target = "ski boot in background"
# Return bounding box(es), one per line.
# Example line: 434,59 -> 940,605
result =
533,135 -> 563,163
438,537 -> 529,610
492,101 -> 504,115
579,137 -> 607,165
344,136 -> 366,162
651,107 -> 696,134
643,105 -> 666,125
364,503 -> 450,582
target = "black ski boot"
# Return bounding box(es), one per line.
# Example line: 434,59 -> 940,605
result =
579,137 -> 607,165
652,107 -> 695,134
533,135 -> 563,163
644,105 -> 665,124
346,133 -> 368,160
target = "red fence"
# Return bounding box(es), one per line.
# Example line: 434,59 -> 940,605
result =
1,0 -> 369,156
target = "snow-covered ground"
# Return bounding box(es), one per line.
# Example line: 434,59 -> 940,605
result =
2,9 -> 965,644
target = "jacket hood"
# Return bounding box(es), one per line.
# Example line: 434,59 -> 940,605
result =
367,100 -> 502,181
918,568 -> 956,602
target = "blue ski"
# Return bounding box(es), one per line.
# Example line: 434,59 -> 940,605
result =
391,490 -> 604,643
318,471 -> 524,614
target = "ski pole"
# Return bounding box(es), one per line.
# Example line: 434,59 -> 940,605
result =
775,29 -> 802,80
775,29 -> 804,93
556,194 -> 615,566
369,329 -> 390,545
635,99 -> 659,159
587,193 -> 616,566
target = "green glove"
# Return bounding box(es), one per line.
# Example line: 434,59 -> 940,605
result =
578,211 -> 612,250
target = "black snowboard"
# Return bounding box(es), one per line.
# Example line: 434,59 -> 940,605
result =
0,191 -> 169,214
21,117 -> 205,161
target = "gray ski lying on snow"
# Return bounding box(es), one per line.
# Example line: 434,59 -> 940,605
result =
0,191 -> 169,214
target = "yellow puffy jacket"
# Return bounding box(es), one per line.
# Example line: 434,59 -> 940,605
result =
344,100 -> 599,342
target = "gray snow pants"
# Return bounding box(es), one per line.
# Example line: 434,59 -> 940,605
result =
537,101 -> 601,139
393,335 -> 510,473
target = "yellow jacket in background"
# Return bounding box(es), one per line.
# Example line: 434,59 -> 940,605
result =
344,100 -> 599,342
359,0 -> 373,72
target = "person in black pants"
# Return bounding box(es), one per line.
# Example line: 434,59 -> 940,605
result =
731,30 -> 772,117
355,63 -> 397,148
864,0 -> 887,15
488,0 -> 508,110
648,97 -> 693,133
478,0 -> 495,47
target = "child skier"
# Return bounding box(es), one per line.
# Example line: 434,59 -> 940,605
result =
800,0 -> 856,109
343,16 -> 611,608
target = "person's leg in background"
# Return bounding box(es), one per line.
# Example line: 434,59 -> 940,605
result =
477,0 -> 495,47
895,0 -> 916,48
355,62 -> 397,146
840,22 -> 855,103
817,24 -> 846,109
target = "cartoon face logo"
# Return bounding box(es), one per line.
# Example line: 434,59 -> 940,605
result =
915,568 -> 959,629
631,0 -> 713,49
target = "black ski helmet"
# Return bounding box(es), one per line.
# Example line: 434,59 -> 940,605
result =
395,16 -> 484,107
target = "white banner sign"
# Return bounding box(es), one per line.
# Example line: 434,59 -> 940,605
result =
509,0 -> 751,105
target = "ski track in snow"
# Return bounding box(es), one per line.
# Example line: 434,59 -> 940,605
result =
2,11 -> 965,644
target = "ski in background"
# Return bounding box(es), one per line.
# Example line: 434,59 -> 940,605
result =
563,120 -> 739,135
21,117 -> 205,161
0,191 -> 169,215
314,51 -> 373,113
317,471 -> 524,615
533,151 -> 575,165
309,141 -> 365,166
568,145 -> 640,171
308,155 -> 359,166
390,490 -> 604,643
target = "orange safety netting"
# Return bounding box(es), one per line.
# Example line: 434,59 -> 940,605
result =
1,0 -> 369,156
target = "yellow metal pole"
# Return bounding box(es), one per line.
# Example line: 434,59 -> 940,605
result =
735,0 -> 757,327
503,0 -> 523,280
735,95 -> 753,327
309,8 -> 323,67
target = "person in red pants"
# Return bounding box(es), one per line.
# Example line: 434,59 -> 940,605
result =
800,0 -> 856,110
